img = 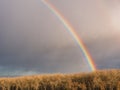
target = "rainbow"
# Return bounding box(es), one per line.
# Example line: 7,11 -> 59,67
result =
41,0 -> 96,71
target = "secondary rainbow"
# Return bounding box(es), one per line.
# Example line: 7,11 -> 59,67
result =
41,0 -> 96,71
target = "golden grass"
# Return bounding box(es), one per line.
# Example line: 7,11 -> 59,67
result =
0,69 -> 120,90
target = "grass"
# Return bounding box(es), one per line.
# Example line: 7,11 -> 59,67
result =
0,69 -> 120,90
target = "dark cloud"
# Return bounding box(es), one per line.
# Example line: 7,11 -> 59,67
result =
85,34 -> 120,69
0,44 -> 89,75
0,0 -> 120,76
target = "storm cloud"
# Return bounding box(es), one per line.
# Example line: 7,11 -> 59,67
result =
0,0 -> 120,76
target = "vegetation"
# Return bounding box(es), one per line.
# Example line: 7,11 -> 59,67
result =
0,69 -> 120,90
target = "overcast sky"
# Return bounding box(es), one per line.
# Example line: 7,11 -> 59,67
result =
0,0 -> 120,76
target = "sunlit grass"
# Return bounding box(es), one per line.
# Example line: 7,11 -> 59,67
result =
0,69 -> 120,90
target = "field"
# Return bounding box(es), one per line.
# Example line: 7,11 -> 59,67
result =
0,69 -> 120,90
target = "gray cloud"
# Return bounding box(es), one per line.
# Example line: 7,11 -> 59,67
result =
86,33 -> 120,69
0,0 -> 120,76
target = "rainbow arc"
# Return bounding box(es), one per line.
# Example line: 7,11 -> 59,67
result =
41,0 -> 96,71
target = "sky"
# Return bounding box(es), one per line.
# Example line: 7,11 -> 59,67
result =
0,0 -> 120,76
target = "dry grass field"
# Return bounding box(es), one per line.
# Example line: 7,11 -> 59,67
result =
0,69 -> 120,90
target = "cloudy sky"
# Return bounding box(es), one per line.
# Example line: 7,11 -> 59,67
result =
0,0 -> 120,76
